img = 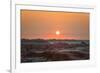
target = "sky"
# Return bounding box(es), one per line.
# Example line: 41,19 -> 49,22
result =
21,10 -> 89,40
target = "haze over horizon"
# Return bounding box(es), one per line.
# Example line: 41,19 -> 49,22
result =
21,10 -> 89,40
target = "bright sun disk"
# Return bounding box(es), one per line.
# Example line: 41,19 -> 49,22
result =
56,31 -> 60,35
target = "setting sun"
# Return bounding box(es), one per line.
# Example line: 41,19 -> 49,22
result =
56,31 -> 60,35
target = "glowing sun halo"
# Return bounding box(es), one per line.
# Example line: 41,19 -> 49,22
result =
56,31 -> 60,35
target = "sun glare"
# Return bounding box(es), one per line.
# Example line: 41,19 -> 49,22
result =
56,31 -> 60,35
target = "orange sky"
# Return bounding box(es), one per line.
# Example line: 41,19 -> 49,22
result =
21,10 -> 89,40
